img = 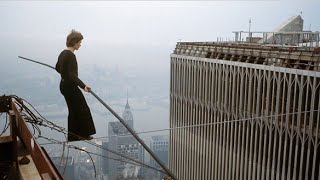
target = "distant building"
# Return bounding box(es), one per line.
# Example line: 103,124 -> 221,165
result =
122,98 -> 134,128
150,135 -> 169,180
95,140 -> 106,177
101,141 -> 109,175
51,150 -> 97,180
51,156 -> 75,180
103,98 -> 145,180
170,16 -> 320,180
74,150 -> 96,180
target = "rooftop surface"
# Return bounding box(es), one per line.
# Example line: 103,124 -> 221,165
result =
173,41 -> 320,71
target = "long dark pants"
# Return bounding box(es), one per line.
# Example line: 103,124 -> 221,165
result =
60,80 -> 96,141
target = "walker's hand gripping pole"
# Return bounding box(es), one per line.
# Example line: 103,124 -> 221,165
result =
18,56 -> 178,180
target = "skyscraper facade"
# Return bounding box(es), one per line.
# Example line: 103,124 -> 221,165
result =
149,135 -> 169,180
170,43 -> 320,180
169,16 -> 320,180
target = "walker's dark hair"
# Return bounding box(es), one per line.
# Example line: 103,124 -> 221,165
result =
66,29 -> 83,47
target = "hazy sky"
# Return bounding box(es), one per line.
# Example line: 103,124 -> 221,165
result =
1,1 -> 319,39
0,1 -> 319,68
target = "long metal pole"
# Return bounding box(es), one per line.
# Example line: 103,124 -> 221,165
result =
18,56 -> 178,180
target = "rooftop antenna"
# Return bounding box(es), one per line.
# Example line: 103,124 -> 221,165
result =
126,88 -> 129,104
249,18 -> 252,43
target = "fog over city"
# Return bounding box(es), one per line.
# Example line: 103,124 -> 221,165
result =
0,1 -> 319,179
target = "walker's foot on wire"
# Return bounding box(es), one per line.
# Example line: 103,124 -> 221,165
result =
68,135 -> 93,142
83,135 -> 93,140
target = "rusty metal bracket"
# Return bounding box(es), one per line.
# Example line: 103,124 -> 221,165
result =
10,98 -> 63,180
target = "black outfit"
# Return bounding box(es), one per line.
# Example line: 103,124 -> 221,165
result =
56,50 -> 96,141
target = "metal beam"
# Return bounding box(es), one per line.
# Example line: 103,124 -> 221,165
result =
10,99 -> 63,180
